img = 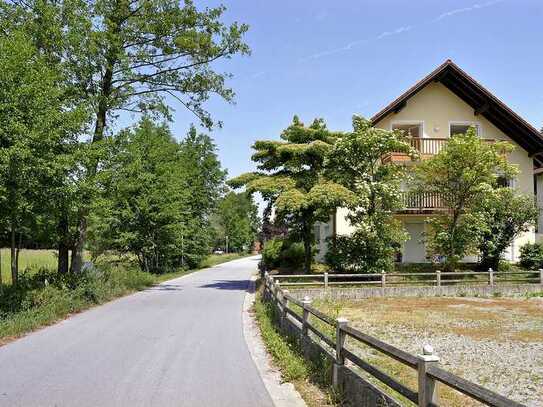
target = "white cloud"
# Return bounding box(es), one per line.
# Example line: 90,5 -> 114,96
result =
301,0 -> 505,61
434,0 -> 504,22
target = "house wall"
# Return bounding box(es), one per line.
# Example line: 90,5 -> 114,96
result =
330,81 -> 535,263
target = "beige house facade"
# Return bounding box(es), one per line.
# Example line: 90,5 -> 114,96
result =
316,60 -> 543,264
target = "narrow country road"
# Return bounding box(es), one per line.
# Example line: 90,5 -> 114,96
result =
0,256 -> 274,407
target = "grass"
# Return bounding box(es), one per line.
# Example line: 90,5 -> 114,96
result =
0,251 -> 252,345
253,292 -> 339,407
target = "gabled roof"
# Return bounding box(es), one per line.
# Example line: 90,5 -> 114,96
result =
371,60 -> 543,167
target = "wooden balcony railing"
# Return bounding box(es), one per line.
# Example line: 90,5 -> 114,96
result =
382,137 -> 495,163
400,191 -> 448,212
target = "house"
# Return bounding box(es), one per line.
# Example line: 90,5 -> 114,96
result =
315,60 -> 543,264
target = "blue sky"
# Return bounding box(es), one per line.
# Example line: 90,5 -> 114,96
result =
128,0 -> 543,182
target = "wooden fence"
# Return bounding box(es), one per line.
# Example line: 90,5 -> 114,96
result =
263,272 -> 527,407
270,269 -> 543,289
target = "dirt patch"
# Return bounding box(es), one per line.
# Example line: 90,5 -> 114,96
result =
315,296 -> 543,406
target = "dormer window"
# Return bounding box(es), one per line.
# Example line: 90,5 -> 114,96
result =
450,122 -> 481,137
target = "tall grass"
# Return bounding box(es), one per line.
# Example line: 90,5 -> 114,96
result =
0,249 -> 58,284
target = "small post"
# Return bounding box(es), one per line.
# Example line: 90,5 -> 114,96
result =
333,317 -> 349,388
539,269 -> 543,286
436,270 -> 441,287
417,344 -> 440,407
324,272 -> 329,290
488,268 -> 494,287
281,289 -> 289,329
301,296 -> 312,337
381,271 -> 386,288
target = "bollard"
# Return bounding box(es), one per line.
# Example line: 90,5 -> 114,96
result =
333,317 -> 349,388
417,344 -> 440,407
301,296 -> 312,337
488,268 -> 494,286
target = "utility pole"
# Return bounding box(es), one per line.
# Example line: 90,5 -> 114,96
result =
225,235 -> 229,254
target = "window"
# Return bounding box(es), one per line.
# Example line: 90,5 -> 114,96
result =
496,175 -> 516,188
450,122 -> 480,137
392,123 -> 422,138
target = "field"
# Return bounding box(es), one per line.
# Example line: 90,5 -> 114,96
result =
0,249 -> 58,284
315,295 -> 543,406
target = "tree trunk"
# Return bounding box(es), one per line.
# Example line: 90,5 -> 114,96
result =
10,218 -> 18,285
70,213 -> 86,273
301,218 -> 313,274
57,212 -> 70,273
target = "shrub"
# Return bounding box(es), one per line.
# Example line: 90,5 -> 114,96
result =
280,242 -> 305,269
261,238 -> 284,269
519,242 -> 543,269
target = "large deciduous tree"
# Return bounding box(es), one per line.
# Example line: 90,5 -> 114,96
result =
324,116 -> 416,272
3,0 -> 249,272
90,118 -> 225,272
0,30 -> 86,283
229,117 -> 355,273
414,127 -> 517,270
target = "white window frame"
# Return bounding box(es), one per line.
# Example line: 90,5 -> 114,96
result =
390,120 -> 426,138
448,121 -> 483,138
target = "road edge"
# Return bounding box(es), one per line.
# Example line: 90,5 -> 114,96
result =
242,275 -> 307,407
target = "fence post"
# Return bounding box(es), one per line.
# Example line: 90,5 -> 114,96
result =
381,271 -> 386,288
301,296 -> 312,337
417,344 -> 440,407
436,270 -> 441,287
333,317 -> 349,389
539,269 -> 543,286
324,272 -> 329,290
280,289 -> 289,330
488,268 -> 494,287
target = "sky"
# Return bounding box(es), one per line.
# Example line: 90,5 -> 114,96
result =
124,0 -> 543,189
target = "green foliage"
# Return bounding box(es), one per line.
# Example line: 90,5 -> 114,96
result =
324,117 -> 415,273
414,127 -> 517,270
261,238 -> 285,269
476,188 -> 538,270
89,118 -> 225,273
230,116 -> 355,273
211,191 -> 259,252
519,243 -> 543,270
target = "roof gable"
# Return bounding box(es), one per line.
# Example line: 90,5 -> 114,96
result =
371,60 -> 543,166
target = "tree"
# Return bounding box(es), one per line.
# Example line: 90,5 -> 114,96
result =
229,116 -> 355,273
324,116 -> 416,272
2,0 -> 250,272
413,127 -> 517,270
89,119 -> 224,272
0,30 -> 86,283
212,191 -> 259,252
475,188 -> 538,271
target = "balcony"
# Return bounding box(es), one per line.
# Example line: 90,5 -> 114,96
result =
382,137 -> 495,164
398,191 -> 448,213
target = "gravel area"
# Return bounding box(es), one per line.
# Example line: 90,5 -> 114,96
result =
317,296 -> 543,406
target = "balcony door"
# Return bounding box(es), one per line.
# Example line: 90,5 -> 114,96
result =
392,122 -> 423,153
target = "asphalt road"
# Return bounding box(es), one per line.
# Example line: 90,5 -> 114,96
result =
0,256 -> 274,407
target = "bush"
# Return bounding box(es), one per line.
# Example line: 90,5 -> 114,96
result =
262,238 -> 284,269
519,242 -> 543,269
280,242 -> 305,269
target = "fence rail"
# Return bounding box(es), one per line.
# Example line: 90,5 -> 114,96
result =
263,272 -> 527,407
271,269 -> 543,290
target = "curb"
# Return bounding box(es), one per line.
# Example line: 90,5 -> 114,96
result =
242,275 -> 307,407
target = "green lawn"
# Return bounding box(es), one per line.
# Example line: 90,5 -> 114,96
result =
0,249 -> 58,284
